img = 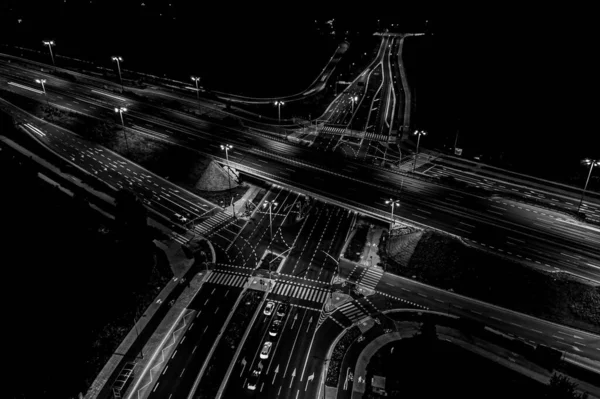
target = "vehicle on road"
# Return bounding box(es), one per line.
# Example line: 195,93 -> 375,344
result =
264,301 -> 275,316
269,319 -> 282,337
260,341 -> 273,359
247,369 -> 261,390
276,303 -> 289,317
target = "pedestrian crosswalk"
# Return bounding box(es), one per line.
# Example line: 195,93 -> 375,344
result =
319,126 -> 390,142
320,126 -> 350,135
364,133 -> 388,141
336,301 -> 370,324
271,281 -> 330,304
359,267 -> 383,290
193,211 -> 231,235
206,271 -> 248,287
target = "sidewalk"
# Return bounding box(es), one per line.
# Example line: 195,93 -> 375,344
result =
224,182 -> 264,218
359,226 -> 384,268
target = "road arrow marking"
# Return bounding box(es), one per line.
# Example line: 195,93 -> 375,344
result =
291,314 -> 298,329
272,364 -> 279,384
240,357 -> 247,377
290,368 -> 296,388
305,372 -> 315,391
307,316 -> 313,333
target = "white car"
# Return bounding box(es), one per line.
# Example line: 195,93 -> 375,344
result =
260,341 -> 273,359
264,301 -> 275,316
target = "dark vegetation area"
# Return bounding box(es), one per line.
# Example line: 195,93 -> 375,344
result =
326,326 -> 361,386
364,339 -> 545,399
1,135 -> 171,399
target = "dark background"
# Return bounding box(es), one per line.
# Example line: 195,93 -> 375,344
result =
2,2 -> 597,181
0,3 -> 598,398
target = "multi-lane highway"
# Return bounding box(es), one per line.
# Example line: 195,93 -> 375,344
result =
1,54 -> 600,285
314,32 -> 422,166
2,43 -> 599,399
420,155 -> 600,224
211,41 -> 350,105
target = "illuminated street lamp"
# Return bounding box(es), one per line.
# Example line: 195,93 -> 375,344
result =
578,158 -> 600,213
114,107 -> 130,151
322,250 -> 341,298
220,144 -> 235,216
263,199 -> 278,246
350,95 -> 359,113
412,130 -> 427,172
112,56 -> 124,91
191,76 -> 201,100
274,100 -> 285,123
42,40 -> 55,66
35,79 -> 48,104
385,198 -> 400,232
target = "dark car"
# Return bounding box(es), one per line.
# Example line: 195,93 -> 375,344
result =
247,369 -> 261,390
269,319 -> 282,337
276,303 -> 289,317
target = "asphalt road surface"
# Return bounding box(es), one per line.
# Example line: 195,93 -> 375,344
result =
1,52 -> 599,399
1,57 -> 599,284
145,283 -> 240,399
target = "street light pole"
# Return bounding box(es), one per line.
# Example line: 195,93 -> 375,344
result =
351,95 -> 358,114
385,199 -> 400,233
35,79 -> 48,104
42,40 -> 55,66
263,200 -> 278,245
35,79 -> 46,95
191,76 -> 201,100
322,250 -> 340,299
412,130 -> 427,173
274,101 -> 284,123
220,144 -> 235,217
263,200 -> 278,280
115,107 -> 129,152
453,129 -> 459,154
112,56 -> 124,91
578,159 -> 599,213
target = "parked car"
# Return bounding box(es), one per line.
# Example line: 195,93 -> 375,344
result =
260,341 -> 273,359
264,301 -> 275,316
269,319 -> 282,337
247,369 -> 261,390
276,303 -> 289,317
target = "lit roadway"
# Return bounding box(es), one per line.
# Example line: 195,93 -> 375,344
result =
313,33 -> 423,165
1,55 -> 600,399
1,57 -> 600,285
211,41 -> 349,105
219,200 -> 353,399
145,284 -> 240,399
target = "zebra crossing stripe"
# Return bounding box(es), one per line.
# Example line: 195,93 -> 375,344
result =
270,282 -> 329,304
316,291 -> 325,303
300,288 -> 308,300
